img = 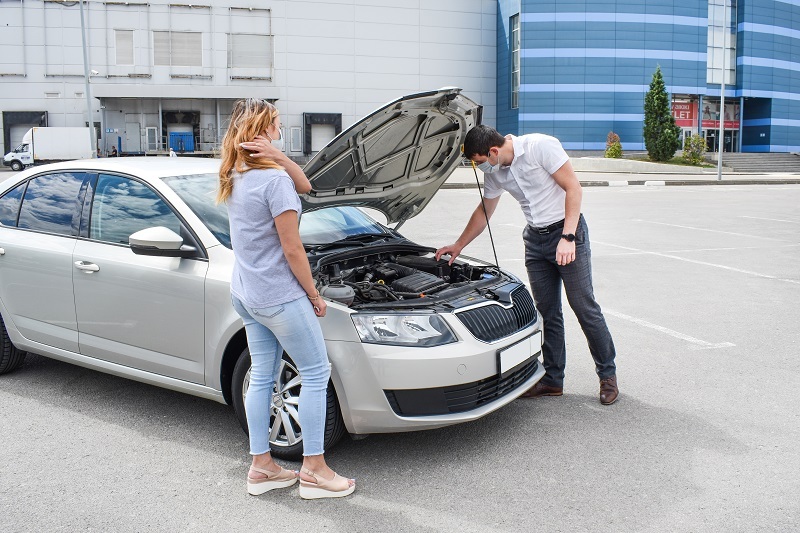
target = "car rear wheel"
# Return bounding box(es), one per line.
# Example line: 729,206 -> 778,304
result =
10,161 -> 23,172
231,348 -> 345,460
0,315 -> 27,375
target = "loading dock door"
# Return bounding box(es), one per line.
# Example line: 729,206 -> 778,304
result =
125,123 -> 141,153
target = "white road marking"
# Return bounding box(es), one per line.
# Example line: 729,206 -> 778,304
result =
740,215 -> 800,225
604,309 -> 735,350
631,219 -> 787,241
595,243 -> 800,255
595,241 -> 800,285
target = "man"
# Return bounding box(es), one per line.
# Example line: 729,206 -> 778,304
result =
435,125 -> 618,404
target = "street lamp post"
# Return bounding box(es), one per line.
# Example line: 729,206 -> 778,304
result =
717,2 -> 727,181
79,0 -> 98,158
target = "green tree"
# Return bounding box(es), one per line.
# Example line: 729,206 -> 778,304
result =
643,66 -> 681,162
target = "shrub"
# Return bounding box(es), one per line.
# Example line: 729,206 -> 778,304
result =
682,133 -> 707,165
643,66 -> 681,162
605,131 -> 623,158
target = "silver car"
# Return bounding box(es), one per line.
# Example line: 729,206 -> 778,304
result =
0,88 -> 544,458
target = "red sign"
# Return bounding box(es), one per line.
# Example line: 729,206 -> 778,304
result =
672,102 -> 696,127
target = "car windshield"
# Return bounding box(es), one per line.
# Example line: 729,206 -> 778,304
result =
162,172 -> 389,248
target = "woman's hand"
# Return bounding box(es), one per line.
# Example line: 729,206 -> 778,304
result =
311,297 -> 327,317
240,135 -> 285,161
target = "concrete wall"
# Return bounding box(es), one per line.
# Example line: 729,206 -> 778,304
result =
0,0 -> 496,154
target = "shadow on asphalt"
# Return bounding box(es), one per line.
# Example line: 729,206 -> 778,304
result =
3,353 -> 745,531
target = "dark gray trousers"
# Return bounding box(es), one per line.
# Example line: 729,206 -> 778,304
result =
523,214 -> 616,387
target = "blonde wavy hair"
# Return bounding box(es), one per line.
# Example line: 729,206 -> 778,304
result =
217,98 -> 283,203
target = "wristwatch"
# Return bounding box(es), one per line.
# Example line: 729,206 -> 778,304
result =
561,233 -> 576,242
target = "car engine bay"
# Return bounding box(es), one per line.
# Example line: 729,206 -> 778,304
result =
314,251 -> 511,309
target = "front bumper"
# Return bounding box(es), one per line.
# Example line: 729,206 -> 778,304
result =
327,323 -> 544,435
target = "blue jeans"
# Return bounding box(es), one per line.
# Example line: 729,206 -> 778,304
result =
231,294 -> 331,457
523,214 -> 616,387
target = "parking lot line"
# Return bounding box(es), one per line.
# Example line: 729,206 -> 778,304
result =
596,241 -> 800,285
630,219 -> 788,241
739,215 -> 800,225
604,309 -> 736,350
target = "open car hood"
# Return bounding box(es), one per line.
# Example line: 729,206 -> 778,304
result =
301,87 -> 481,225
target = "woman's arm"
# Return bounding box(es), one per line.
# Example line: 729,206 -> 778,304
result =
273,209 -> 326,317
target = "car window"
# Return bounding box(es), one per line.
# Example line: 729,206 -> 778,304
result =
17,172 -> 87,236
0,181 -> 27,227
90,174 -> 182,245
300,206 -> 387,244
162,173 -> 231,248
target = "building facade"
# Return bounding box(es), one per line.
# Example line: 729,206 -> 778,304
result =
0,0 -> 496,157
497,0 -> 800,153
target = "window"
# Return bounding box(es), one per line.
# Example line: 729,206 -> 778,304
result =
0,182 -> 27,227
227,34 -> 273,69
707,0 -> 736,85
510,14 -> 520,109
153,31 -> 202,67
115,30 -> 134,66
90,174 -> 182,245
18,173 -> 87,236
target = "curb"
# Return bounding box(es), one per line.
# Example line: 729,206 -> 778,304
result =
442,178 -> 800,189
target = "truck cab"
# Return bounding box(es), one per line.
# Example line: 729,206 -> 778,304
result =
3,142 -> 33,172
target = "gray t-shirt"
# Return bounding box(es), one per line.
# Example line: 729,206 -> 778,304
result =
227,168 -> 306,308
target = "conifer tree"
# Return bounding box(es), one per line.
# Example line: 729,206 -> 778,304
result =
643,66 -> 681,162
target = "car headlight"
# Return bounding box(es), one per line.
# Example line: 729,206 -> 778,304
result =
351,314 -> 457,347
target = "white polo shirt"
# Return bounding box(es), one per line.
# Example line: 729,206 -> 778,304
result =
483,133 -> 570,227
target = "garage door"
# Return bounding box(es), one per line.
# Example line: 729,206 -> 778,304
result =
9,124 -> 35,150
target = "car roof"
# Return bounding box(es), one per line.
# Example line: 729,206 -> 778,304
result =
13,157 -> 221,182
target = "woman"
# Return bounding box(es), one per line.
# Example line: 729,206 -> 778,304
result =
218,99 -> 355,499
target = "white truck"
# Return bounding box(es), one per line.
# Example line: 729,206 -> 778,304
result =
3,127 -> 93,171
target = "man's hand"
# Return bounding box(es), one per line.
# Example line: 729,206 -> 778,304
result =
240,135 -> 284,161
556,239 -> 576,266
435,243 -> 463,265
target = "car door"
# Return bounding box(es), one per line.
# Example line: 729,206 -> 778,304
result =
72,173 -> 208,383
0,171 -> 89,353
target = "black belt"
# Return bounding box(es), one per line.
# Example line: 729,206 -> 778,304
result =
529,219 -> 565,235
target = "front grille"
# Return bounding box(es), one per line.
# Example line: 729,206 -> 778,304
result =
384,358 -> 539,417
455,286 -> 537,342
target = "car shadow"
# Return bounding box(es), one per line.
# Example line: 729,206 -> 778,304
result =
4,354 -> 746,532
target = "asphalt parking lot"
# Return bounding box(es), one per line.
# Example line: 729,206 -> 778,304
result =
1,177 -> 798,532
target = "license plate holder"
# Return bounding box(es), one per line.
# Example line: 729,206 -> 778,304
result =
497,332 -> 541,375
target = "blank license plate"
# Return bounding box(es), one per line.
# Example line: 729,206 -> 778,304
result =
497,332 -> 541,375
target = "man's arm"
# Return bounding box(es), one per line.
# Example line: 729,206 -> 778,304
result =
435,195 -> 501,265
550,159 -> 583,266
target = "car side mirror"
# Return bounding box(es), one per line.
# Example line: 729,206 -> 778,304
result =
129,226 -> 198,258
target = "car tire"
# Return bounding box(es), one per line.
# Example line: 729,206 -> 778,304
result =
0,314 -> 27,375
10,161 -> 23,172
231,348 -> 346,461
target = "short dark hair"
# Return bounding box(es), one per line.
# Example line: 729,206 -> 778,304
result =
463,125 -> 505,159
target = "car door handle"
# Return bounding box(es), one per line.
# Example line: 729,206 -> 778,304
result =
74,261 -> 100,273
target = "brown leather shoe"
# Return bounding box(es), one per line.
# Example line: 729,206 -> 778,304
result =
599,375 -> 619,405
519,380 -> 563,399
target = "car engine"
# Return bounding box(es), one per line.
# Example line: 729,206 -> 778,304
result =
316,252 -> 502,308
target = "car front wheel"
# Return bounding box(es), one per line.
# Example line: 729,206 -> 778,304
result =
231,348 -> 345,460
0,314 -> 27,375
10,161 -> 23,172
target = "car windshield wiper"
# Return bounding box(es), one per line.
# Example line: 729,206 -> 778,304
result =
307,231 -> 399,252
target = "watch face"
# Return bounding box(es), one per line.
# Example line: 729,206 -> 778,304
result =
562,233 -> 576,242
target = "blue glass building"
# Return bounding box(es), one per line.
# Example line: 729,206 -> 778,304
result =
497,0 -> 800,153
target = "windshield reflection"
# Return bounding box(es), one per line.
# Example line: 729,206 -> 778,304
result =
163,173 -> 389,249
